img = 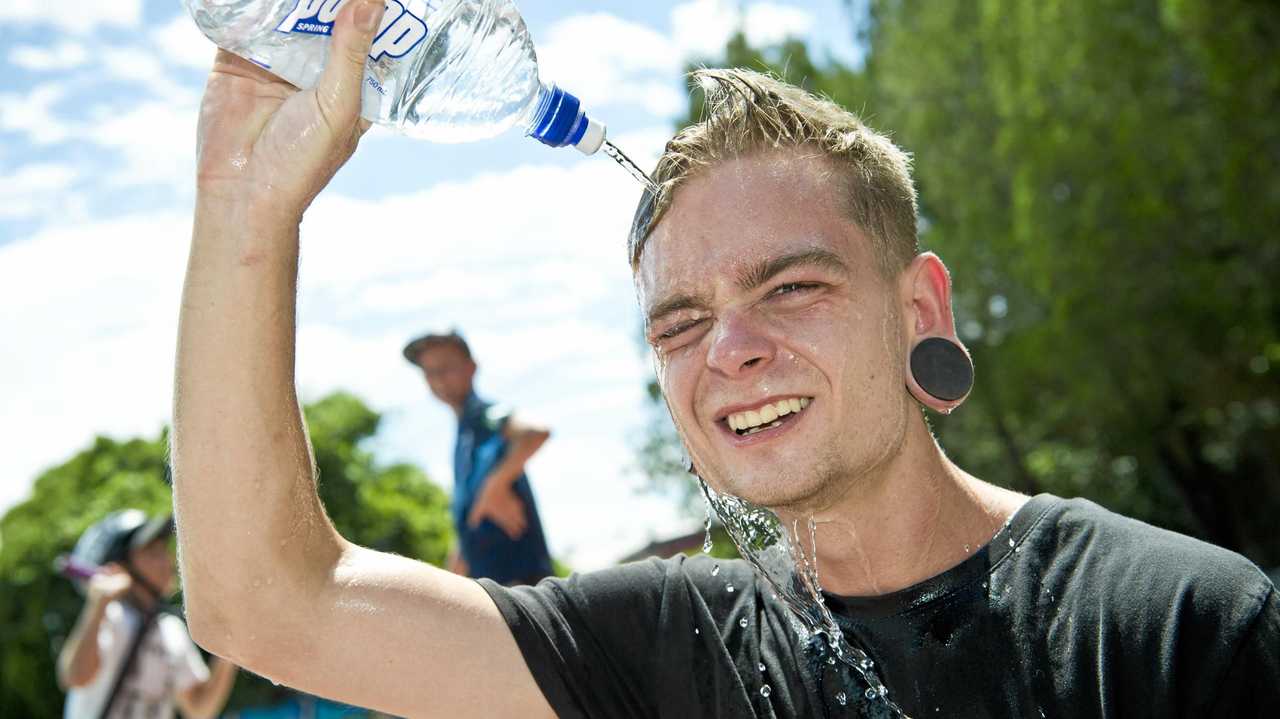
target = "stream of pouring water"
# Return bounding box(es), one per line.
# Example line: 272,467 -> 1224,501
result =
699,479 -> 911,718
601,140 -> 660,195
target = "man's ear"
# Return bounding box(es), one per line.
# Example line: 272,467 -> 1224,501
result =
899,253 -> 973,412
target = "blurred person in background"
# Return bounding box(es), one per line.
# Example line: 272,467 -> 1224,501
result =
403,329 -> 555,586
58,510 -> 237,718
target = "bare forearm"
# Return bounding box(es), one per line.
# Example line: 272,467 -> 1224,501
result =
57,598 -> 107,688
485,431 -> 549,490
172,200 -> 341,647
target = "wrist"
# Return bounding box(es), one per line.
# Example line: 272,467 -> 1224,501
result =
84,594 -> 112,616
195,192 -> 303,235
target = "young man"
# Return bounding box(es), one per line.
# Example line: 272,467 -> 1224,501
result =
58,511 -> 238,719
172,3 -> 1278,717
402,330 -> 554,586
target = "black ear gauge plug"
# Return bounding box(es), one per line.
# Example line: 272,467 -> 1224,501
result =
909,337 -> 974,402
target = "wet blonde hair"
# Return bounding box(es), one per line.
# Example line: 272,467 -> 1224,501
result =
629,68 -> 919,278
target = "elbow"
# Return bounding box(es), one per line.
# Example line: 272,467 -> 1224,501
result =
183,587 -> 239,660
529,428 -> 551,449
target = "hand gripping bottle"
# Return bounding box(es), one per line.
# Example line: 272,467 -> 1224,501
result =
183,0 -> 607,154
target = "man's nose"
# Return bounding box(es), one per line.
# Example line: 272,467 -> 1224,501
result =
705,311 -> 775,377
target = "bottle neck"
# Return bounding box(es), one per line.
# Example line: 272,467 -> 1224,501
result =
526,83 -> 605,154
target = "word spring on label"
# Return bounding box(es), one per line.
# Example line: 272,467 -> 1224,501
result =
275,0 -> 428,61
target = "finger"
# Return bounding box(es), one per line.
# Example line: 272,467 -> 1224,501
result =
314,0 -> 386,132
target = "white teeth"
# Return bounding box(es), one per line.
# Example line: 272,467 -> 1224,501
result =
725,397 -> 813,434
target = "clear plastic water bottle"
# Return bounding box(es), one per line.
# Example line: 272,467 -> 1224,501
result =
183,0 -> 606,154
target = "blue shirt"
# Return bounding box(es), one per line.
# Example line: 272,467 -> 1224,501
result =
452,392 -> 553,585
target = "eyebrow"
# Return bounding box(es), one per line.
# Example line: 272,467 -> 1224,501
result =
644,248 -> 849,329
645,292 -> 710,330
736,248 -> 850,292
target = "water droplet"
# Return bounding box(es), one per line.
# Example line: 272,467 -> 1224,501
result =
963,544 -> 971,553
758,662 -> 766,672
827,656 -> 837,665
865,688 -> 879,701
693,627 -> 700,635
711,563 -> 721,577
739,617 -> 749,628
760,684 -> 772,698
1008,537 -> 1015,547
860,657 -> 874,671
835,691 -> 848,706
726,583 -> 735,593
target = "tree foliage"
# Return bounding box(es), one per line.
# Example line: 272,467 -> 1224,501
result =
0,392 -> 452,716
640,0 -> 1280,566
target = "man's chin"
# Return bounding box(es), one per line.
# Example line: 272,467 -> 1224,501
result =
704,467 -> 822,512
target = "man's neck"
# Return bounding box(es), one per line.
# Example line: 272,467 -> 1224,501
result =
778,414 -> 1027,598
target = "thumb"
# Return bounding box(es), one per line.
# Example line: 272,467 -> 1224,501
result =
315,0 -> 386,131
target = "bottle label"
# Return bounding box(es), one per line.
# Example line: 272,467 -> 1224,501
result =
275,0 -> 429,61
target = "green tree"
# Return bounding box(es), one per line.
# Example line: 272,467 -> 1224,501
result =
639,0 -> 1280,567
0,392 -> 452,716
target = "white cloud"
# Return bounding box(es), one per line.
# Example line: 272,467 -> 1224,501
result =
0,82 -> 75,145
99,45 -> 199,102
83,99 -> 201,188
537,12 -> 685,118
150,13 -> 218,71
8,41 -> 89,71
0,0 -> 143,33
671,0 -> 814,59
0,162 -> 82,220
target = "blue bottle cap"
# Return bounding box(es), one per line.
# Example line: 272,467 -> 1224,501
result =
529,84 -> 605,154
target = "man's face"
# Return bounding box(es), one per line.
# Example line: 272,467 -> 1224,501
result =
637,150 -> 915,511
416,344 -> 475,409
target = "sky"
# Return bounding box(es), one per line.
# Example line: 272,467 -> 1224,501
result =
0,0 -> 864,569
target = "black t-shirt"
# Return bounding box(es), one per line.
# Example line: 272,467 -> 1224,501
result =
481,494 -> 1280,718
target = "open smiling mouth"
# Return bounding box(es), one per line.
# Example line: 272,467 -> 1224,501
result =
724,397 -> 812,436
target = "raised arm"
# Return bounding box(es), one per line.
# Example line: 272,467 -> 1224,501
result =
171,3 -> 552,716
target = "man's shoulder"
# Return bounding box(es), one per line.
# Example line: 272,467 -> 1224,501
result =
1030,495 -> 1273,621
462,394 -> 512,432
1049,496 -> 1264,577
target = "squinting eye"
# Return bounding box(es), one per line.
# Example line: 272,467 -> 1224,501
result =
773,282 -> 819,296
658,321 -> 695,340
